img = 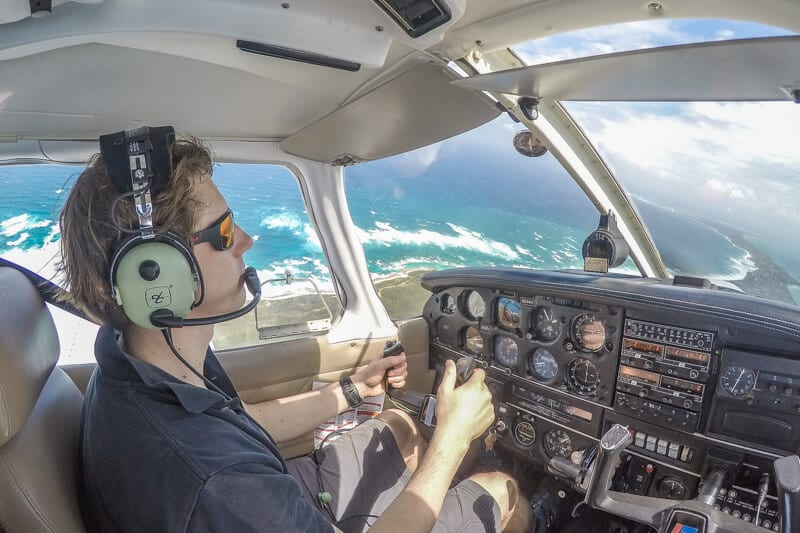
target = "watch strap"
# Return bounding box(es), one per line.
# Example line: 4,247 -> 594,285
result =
340,376 -> 363,408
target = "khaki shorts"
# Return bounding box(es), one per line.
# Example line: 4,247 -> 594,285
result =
287,418 -> 502,533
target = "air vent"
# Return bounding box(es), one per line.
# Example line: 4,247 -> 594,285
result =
373,0 -> 451,38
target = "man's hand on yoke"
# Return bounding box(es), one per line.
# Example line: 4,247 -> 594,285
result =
434,359 -> 495,446
352,352 -> 408,398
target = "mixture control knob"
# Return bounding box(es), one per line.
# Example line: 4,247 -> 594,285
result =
495,419 -> 508,433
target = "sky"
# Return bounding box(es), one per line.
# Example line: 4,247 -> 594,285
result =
378,17 -> 800,281
509,19 -> 800,272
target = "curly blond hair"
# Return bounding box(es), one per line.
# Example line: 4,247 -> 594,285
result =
58,137 -> 213,328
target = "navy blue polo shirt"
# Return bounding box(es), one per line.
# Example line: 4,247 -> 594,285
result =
80,326 -> 333,533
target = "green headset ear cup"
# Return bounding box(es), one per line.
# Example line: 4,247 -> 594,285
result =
113,241 -> 198,329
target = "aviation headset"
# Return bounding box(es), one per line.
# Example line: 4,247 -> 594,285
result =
101,126 -> 260,329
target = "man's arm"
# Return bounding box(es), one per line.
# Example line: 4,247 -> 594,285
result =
368,359 -> 495,532
243,353 -> 407,442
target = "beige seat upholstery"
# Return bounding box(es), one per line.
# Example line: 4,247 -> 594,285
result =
0,267 -> 86,533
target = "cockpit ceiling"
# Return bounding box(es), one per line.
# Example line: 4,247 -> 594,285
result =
453,36 -> 800,101
3,0 -> 800,151
0,41 -> 389,142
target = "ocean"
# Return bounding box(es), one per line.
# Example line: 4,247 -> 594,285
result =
0,156 -> 776,293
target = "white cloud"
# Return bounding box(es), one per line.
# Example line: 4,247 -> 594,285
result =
566,101 -> 800,233
715,28 -> 736,39
515,19 -> 696,65
396,141 -> 444,174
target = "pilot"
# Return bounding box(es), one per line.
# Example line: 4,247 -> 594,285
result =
58,135 -> 534,532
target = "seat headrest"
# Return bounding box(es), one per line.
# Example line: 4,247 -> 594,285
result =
0,267 -> 60,446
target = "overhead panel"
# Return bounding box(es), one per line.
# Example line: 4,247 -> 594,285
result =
452,36 -> 800,102
279,62 -> 500,163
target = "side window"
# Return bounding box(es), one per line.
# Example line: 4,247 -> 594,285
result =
345,115 -> 605,321
210,164 -> 343,350
0,162 -> 341,359
0,163 -> 100,365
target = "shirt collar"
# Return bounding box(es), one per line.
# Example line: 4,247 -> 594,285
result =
94,326 -> 237,413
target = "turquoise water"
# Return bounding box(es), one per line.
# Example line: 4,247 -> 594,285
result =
0,158 -> 763,288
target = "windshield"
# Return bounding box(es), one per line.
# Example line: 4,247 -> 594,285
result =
512,19 -> 800,306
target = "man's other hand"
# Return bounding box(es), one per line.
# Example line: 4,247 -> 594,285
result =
352,353 -> 408,398
434,359 -> 494,446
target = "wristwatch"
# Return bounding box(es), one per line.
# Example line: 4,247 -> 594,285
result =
340,376 -> 363,408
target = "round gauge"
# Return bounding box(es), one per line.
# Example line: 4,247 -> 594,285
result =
567,358 -> 600,396
440,293 -> 456,314
497,297 -> 521,331
462,291 -> 485,321
513,418 -> 536,447
571,313 -> 607,353
462,326 -> 483,357
528,348 -> 558,381
543,429 -> 574,459
720,365 -> 757,397
493,336 -> 519,368
533,306 -> 561,342
657,476 -> 688,500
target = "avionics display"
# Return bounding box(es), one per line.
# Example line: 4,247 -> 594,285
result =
661,376 -> 704,397
623,338 -> 663,356
665,346 -> 710,367
618,365 -> 660,386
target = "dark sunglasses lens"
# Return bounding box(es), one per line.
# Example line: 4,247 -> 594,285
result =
219,212 -> 234,250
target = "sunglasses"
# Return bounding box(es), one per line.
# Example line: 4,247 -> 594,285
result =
192,209 -> 235,251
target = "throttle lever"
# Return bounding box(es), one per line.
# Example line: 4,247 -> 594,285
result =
775,455 -> 800,533
455,355 -> 476,385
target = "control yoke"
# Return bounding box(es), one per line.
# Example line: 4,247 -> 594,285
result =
557,423 -> 796,533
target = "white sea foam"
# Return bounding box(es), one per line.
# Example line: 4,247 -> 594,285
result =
6,232 -> 29,247
1,213 -> 51,237
261,210 -> 304,231
357,221 -> 521,260
304,223 -> 322,249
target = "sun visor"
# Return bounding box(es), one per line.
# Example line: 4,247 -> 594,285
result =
279,62 -> 500,164
452,36 -> 800,102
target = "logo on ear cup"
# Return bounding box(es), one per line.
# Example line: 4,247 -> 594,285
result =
145,286 -> 172,307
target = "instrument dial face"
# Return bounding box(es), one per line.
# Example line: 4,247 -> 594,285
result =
657,476 -> 688,500
528,348 -> 558,381
567,358 -> 600,396
513,419 -> 537,447
720,365 -> 757,396
533,306 -> 561,342
463,326 -> 484,357
462,291 -> 485,321
440,293 -> 456,314
497,297 -> 521,331
493,336 -> 519,368
543,429 -> 574,459
571,313 -> 607,352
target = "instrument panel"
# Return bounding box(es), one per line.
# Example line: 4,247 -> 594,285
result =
422,268 -> 800,529
432,288 -> 624,406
